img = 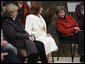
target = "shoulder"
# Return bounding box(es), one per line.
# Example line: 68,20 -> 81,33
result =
76,4 -> 81,8
3,18 -> 12,25
42,15 -> 47,21
3,20 -> 9,25
27,14 -> 35,17
2,19 -> 12,30
26,14 -> 35,19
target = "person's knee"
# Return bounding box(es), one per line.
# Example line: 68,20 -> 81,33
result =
6,44 -> 17,54
39,42 -> 44,47
35,41 -> 45,48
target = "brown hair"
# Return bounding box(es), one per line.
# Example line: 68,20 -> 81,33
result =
44,6 -> 56,23
56,5 -> 66,15
31,2 -> 43,15
80,1 -> 84,5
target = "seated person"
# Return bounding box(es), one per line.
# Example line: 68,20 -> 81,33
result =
1,40 -> 22,63
25,2 -> 58,63
2,3 -> 47,63
56,6 -> 84,62
1,40 -> 8,62
75,1 -> 84,31
1,53 -> 8,62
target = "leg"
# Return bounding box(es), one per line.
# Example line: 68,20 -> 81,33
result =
62,36 -> 78,62
78,31 -> 84,62
70,43 -> 76,62
17,49 -> 27,63
52,52 -> 54,63
27,53 -> 38,63
47,52 -> 52,63
6,43 -> 18,55
25,40 -> 38,63
34,41 -> 48,63
1,46 -> 22,63
57,42 -> 61,61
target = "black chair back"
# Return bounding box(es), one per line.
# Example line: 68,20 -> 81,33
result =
56,27 -> 62,41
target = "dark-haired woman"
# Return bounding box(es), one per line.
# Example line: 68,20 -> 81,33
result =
25,2 -> 58,63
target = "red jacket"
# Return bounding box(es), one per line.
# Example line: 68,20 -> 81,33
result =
56,15 -> 79,37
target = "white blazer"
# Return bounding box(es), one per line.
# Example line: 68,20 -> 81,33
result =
25,14 -> 47,39
25,14 -> 58,55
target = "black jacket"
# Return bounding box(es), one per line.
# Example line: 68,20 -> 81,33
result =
2,15 -> 38,54
2,15 -> 31,48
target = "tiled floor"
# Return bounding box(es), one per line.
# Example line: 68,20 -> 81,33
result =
38,57 -> 83,63
51,57 -> 81,63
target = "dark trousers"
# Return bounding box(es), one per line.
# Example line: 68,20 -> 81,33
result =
35,41 -> 48,63
1,46 -> 22,63
62,31 -> 84,56
28,41 -> 48,63
78,31 -> 84,56
28,53 -> 38,63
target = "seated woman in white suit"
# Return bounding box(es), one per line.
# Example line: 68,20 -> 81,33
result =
25,2 -> 58,63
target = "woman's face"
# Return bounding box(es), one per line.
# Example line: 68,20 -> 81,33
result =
58,10 -> 65,18
11,11 -> 18,18
39,7 -> 43,14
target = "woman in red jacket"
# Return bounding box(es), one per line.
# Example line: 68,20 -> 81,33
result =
56,6 -> 84,62
56,6 -> 81,37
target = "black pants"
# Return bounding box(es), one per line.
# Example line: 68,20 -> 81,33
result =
78,31 -> 84,56
1,46 -> 22,63
28,41 -> 48,63
62,31 -> 84,56
35,41 -> 48,63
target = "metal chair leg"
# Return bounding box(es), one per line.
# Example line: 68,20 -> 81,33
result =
70,43 -> 76,62
72,44 -> 76,62
70,44 -> 73,62
57,50 -> 59,61
57,43 -> 61,61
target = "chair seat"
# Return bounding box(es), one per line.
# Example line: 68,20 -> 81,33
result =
60,40 -> 76,44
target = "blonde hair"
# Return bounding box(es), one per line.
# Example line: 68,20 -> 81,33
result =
3,3 -> 18,16
56,5 -> 66,14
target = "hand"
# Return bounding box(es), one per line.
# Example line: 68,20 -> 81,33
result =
74,27 -> 80,30
75,30 -> 82,33
29,36 -> 34,41
74,27 -> 81,33
47,34 -> 52,37
1,53 -> 8,61
1,40 -> 7,47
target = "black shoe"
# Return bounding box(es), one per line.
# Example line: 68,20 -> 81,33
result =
80,56 -> 84,62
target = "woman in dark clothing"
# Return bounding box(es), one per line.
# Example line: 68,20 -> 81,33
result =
75,2 -> 84,62
43,7 -> 56,30
75,1 -> 84,31
2,3 -> 47,63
